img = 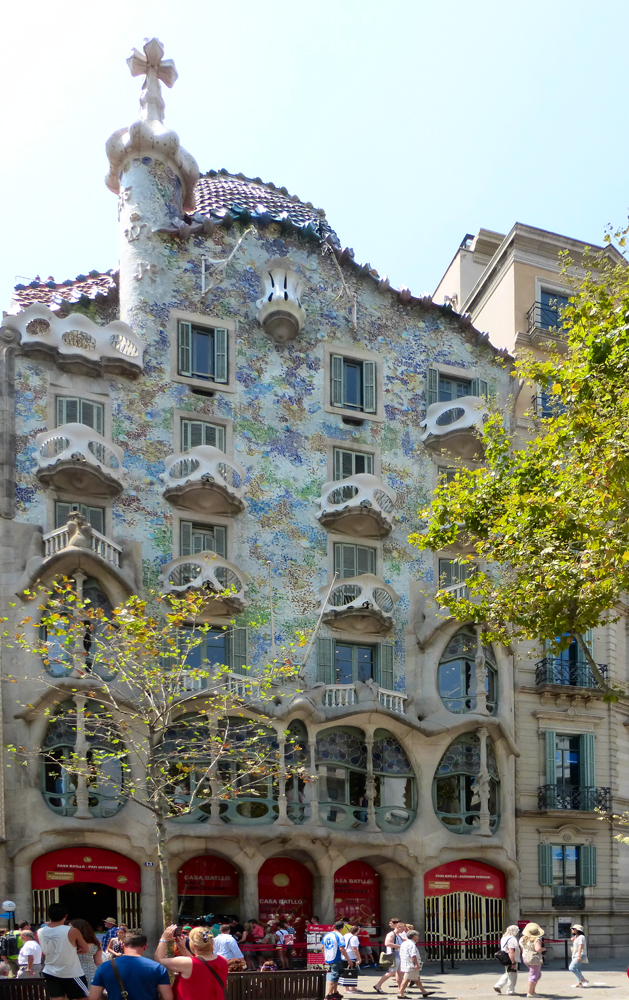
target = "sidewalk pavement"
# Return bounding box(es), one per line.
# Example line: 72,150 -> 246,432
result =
351,962 -> 628,999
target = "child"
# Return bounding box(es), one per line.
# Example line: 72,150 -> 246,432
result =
261,960 -> 277,971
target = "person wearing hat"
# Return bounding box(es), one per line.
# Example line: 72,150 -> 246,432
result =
100,919 -> 118,961
569,925 -> 588,987
520,923 -> 545,997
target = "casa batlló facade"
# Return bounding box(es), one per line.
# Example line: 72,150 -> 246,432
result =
0,38 -> 625,957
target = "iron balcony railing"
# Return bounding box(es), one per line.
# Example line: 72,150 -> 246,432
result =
552,885 -> 585,909
538,784 -> 611,812
535,656 -> 607,689
527,300 -> 567,333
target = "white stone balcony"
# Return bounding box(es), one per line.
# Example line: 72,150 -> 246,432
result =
177,669 -> 258,700
44,523 -> 122,569
256,261 -> 305,343
35,423 -> 126,497
378,688 -> 407,713
324,684 -> 356,708
317,473 -> 395,538
160,552 -> 248,614
420,396 -> 488,459
10,303 -> 143,377
160,446 -> 246,515
319,574 -> 400,635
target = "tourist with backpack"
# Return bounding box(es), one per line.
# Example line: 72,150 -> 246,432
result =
520,923 -> 544,997
494,924 -> 521,995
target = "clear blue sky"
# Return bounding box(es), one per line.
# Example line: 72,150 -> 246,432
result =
1,0 -> 627,316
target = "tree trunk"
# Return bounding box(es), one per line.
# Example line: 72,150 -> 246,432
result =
154,805 -> 175,929
573,631 -> 629,704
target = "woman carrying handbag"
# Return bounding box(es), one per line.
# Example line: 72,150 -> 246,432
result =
155,925 -> 228,1000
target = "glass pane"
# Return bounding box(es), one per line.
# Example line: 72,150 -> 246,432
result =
191,329 -> 213,377
335,644 -> 354,685
436,775 -> 462,815
356,646 -> 374,682
344,361 -> 363,409
326,772 -> 346,803
564,846 -> 578,885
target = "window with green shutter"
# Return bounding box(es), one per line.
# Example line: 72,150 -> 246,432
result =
317,637 -> 334,684
334,542 -> 377,579
426,367 -> 439,406
580,844 -> 597,885
177,320 -> 228,384
545,730 -> 557,785
181,419 -> 226,452
180,520 -> 227,558
56,397 -> 104,434
470,378 -> 488,400
538,843 -> 553,885
333,448 -> 374,480
55,502 -> 105,534
330,355 -> 377,413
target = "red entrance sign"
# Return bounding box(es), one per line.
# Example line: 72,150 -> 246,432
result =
334,861 -> 380,930
424,860 -> 505,899
178,856 -> 239,897
258,857 -> 312,924
32,848 -> 141,892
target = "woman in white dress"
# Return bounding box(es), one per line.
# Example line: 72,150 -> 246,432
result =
70,919 -> 103,985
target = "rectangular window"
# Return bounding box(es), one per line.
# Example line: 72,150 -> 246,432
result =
552,845 -> 579,885
555,735 -> 581,788
180,520 -> 227,558
334,542 -> 376,579
540,289 -> 569,330
438,466 -> 459,484
333,448 -> 374,480
181,419 -> 226,452
56,397 -> 104,434
438,558 -> 468,588
438,376 -> 471,403
331,355 -> 376,413
176,625 -> 247,675
55,502 -> 105,534
178,321 -> 228,384
317,637 -> 394,687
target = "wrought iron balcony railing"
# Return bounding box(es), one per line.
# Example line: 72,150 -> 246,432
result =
552,885 -> 585,909
538,784 -> 611,812
527,300 -> 567,334
535,657 -> 607,690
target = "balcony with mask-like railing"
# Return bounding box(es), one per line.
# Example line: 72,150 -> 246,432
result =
316,474 -> 396,538
535,657 -> 607,691
319,575 -> 399,635
160,446 -> 246,516
160,551 -> 248,615
421,395 -> 488,459
538,784 -> 611,813
9,303 -> 144,378
35,423 -> 126,497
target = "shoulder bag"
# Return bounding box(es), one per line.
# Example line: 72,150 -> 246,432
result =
110,957 -> 130,1000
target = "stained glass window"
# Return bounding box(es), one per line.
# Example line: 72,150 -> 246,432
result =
433,732 -> 500,835
438,627 -> 497,714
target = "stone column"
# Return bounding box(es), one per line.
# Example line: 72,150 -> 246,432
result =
305,737 -> 319,826
474,625 -> 489,715
411,873 -> 425,939
242,866 -> 260,921
365,733 -> 379,832
475,726 -> 492,837
275,734 -> 293,826
318,872 -> 335,924
73,695 -> 92,819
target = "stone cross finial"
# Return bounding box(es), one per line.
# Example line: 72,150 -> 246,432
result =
127,37 -> 178,123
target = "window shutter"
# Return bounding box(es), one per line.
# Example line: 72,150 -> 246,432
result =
180,521 -> 193,557
317,637 -> 334,684
178,321 -> 192,376
580,845 -> 597,886
364,453 -> 374,475
470,378 -> 488,400
190,421 -> 203,449
214,328 -> 228,383
181,420 -> 191,452
214,425 -> 226,451
377,643 -> 394,690
55,503 -> 72,528
331,355 -> 344,407
94,403 -> 104,435
356,545 -> 375,576
213,525 -> 227,558
545,730 -> 557,785
426,367 -> 439,406
334,449 -> 344,481
230,627 -> 248,675
538,843 -> 553,885
340,544 -> 356,578
579,733 -> 596,787
363,361 -> 376,413
334,544 -> 343,579
80,400 -> 96,429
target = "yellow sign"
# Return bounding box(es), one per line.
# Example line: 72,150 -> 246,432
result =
428,881 -> 450,889
47,871 -> 74,881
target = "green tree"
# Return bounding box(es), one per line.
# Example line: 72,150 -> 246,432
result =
410,237 -> 629,703
6,580 -> 308,926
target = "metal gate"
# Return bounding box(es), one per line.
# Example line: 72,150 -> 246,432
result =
32,888 -> 59,925
425,891 -> 503,960
118,890 -> 141,929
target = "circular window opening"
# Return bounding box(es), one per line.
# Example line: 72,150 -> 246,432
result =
436,407 -> 465,427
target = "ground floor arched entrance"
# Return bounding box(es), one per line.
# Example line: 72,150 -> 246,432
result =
177,855 -> 240,923
424,860 -> 505,960
31,847 -> 141,928
334,860 -> 381,932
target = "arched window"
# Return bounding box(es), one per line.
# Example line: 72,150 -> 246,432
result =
41,578 -> 116,679
284,719 -> 309,824
433,732 -> 500,834
41,700 -> 124,818
372,729 -> 416,832
438,627 -> 497,714
316,727 -> 367,830
167,716 -> 280,826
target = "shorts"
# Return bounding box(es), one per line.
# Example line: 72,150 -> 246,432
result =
43,973 -> 89,998
401,971 -> 419,982
326,961 -> 344,983
526,964 -> 542,984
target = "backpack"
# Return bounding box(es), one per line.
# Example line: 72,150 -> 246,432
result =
0,935 -> 17,958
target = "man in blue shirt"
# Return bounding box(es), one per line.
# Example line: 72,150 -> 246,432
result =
88,931 -> 172,1000
321,921 -> 349,998
100,919 -> 118,956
